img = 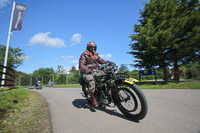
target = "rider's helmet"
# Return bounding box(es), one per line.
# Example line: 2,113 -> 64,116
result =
87,42 -> 97,54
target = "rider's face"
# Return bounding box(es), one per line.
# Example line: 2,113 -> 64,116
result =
93,49 -> 96,54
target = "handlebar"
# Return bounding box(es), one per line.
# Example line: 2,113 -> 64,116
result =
97,63 -> 118,73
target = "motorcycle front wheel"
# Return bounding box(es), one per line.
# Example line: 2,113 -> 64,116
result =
116,82 -> 148,121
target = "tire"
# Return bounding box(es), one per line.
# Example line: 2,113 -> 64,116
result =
116,83 -> 148,121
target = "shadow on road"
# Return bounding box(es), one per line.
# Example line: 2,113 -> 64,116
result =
72,98 -> 96,112
72,98 -> 139,123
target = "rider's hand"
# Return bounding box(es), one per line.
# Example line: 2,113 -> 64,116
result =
85,69 -> 92,74
88,64 -> 98,69
107,61 -> 116,66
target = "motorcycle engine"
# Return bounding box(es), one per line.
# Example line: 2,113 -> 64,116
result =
101,98 -> 109,105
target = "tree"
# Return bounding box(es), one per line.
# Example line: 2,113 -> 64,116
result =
56,65 -> 65,74
55,65 -> 67,84
167,0 -> 200,81
119,64 -> 129,73
15,71 -> 32,86
32,68 -> 55,85
68,66 -> 80,84
129,0 -> 200,82
0,44 -> 25,69
180,61 -> 200,79
69,66 -> 77,74
129,0 -> 175,81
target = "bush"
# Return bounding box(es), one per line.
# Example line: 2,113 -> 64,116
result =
180,62 -> 200,80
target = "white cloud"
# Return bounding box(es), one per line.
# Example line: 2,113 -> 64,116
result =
21,55 -> 31,60
70,60 -> 79,63
59,65 -> 79,74
56,56 -> 78,64
99,53 -> 112,59
29,32 -> 66,48
63,67 -> 71,74
15,55 -> 30,61
0,0 -> 10,9
61,55 -> 75,60
56,55 -> 75,61
70,33 -> 82,46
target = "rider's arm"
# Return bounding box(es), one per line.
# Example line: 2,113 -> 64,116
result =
79,54 -> 91,74
97,55 -> 115,65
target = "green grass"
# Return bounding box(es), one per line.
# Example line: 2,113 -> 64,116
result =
0,88 -> 30,132
0,88 -> 30,114
137,81 -> 200,89
47,84 -> 82,88
0,88 -> 52,133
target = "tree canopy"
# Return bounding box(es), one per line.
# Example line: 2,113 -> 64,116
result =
129,0 -> 200,81
32,68 -> 55,84
119,64 -> 129,73
0,44 -> 25,69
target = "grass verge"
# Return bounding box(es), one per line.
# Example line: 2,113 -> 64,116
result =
0,88 -> 52,133
137,81 -> 200,89
48,84 -> 82,88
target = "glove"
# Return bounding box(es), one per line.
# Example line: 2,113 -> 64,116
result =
107,61 -> 116,66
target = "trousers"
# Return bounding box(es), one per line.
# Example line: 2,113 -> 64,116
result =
83,70 -> 105,93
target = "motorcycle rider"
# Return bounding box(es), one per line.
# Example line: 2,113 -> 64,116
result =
79,41 -> 115,107
34,77 -> 39,88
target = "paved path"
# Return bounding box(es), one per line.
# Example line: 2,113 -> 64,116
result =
37,88 -> 200,133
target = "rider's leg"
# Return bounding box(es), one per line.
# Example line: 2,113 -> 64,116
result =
90,85 -> 99,107
89,80 -> 98,107
83,74 -> 98,107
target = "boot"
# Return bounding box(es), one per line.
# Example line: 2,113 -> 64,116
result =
90,92 -> 98,107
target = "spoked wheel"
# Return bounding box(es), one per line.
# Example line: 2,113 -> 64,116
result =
118,88 -> 138,112
116,83 -> 148,121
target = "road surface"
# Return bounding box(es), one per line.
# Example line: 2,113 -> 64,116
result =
37,88 -> 200,133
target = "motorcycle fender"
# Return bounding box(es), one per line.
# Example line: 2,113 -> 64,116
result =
124,78 -> 138,85
112,78 -> 137,104
112,79 -> 123,104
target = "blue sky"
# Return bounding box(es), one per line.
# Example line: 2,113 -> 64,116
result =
0,0 -> 145,73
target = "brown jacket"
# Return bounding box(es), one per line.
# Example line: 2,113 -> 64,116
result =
79,50 -> 112,74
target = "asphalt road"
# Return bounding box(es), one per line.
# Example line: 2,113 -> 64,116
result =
37,88 -> 200,133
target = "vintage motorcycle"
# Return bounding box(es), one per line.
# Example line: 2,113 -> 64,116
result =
79,63 -> 148,121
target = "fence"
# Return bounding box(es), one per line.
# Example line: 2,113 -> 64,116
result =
0,65 -> 15,87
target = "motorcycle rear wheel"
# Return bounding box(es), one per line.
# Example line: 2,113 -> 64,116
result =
116,83 -> 148,121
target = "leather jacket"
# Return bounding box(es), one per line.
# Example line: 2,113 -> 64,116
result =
79,50 -> 113,74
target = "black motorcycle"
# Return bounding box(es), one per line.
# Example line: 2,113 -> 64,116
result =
79,63 -> 148,121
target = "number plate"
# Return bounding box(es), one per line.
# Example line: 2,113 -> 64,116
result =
116,73 -> 129,79
124,78 -> 138,84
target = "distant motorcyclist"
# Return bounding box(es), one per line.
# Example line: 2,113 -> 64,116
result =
34,77 -> 39,88
79,42 -> 115,107
34,77 -> 42,89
